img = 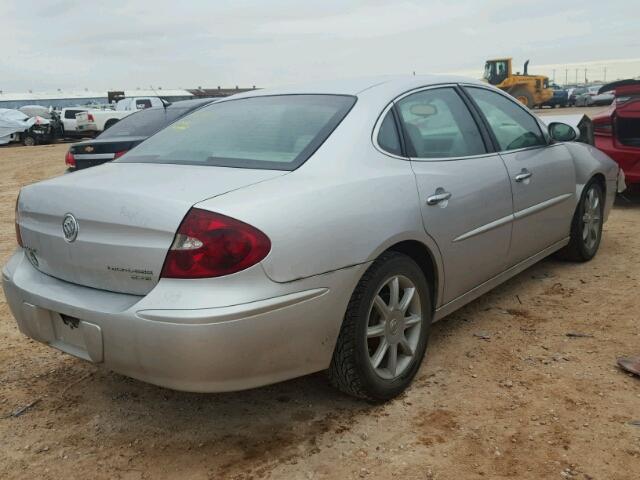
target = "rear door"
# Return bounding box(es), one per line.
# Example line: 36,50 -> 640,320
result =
464,86 -> 575,266
393,86 -> 514,304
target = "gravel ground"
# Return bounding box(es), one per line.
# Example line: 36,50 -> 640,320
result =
1,142 -> 639,480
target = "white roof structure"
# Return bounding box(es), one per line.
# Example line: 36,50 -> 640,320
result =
0,91 -> 105,102
0,89 -> 193,102
121,89 -> 193,98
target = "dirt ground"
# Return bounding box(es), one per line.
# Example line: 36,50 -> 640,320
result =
1,137 -> 639,480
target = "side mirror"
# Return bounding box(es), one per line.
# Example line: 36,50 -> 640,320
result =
548,122 -> 578,142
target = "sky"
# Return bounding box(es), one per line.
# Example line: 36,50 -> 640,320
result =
1,0 -> 639,93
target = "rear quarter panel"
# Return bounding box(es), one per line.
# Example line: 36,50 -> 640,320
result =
194,98 -> 441,290
563,142 -> 619,221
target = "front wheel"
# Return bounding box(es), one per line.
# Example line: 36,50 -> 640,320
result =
22,134 -> 36,146
558,180 -> 604,261
510,86 -> 534,108
329,252 -> 431,401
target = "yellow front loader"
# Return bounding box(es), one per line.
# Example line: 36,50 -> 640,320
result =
483,58 -> 553,108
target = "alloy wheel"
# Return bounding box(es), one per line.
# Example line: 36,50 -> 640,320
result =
366,275 -> 422,380
581,185 -> 602,251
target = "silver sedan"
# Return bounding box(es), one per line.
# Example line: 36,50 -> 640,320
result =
3,76 -> 622,401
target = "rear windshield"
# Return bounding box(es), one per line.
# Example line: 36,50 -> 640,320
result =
99,107 -> 193,138
116,95 -> 356,170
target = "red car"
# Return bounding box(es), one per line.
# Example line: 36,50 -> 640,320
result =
592,80 -> 640,187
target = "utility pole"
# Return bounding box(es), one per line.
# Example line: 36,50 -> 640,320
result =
565,69 -> 568,85
584,68 -> 587,84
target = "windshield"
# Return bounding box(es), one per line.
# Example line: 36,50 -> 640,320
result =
98,107 -> 193,138
117,94 -> 356,171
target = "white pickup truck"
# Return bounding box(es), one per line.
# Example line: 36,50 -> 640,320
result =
75,96 -> 165,134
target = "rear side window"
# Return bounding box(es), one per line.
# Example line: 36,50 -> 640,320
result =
396,88 -> 486,159
377,110 -> 402,156
119,95 -> 356,171
466,87 -> 546,151
64,109 -> 81,119
99,107 -> 191,138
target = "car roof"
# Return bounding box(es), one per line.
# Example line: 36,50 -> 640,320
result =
225,75 -> 486,99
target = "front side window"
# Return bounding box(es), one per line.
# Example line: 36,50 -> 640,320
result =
466,87 -> 546,151
396,88 -> 486,159
118,95 -> 356,171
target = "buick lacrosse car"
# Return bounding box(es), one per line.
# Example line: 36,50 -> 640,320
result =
3,76 -> 622,401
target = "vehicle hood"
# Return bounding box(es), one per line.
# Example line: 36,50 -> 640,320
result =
18,163 -> 286,295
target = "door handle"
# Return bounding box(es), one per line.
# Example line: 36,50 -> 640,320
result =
426,188 -> 452,206
515,169 -> 532,182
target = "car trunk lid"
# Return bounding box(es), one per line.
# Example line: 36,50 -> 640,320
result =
18,163 -> 286,295
70,137 -> 147,169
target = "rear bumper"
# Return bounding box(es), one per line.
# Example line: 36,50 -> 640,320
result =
76,123 -> 98,132
2,250 -> 365,392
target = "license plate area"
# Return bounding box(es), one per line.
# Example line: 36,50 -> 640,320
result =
20,303 -> 104,363
53,314 -> 85,350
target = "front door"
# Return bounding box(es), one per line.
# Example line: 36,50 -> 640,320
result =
395,86 -> 514,304
464,86 -> 576,265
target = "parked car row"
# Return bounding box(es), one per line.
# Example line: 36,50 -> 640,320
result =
0,96 -> 169,146
572,85 -> 615,107
539,84 -> 616,108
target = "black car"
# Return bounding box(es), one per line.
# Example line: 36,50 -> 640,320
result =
65,98 -> 215,170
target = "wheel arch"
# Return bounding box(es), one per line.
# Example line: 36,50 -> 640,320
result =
381,239 -> 441,313
104,118 -> 119,129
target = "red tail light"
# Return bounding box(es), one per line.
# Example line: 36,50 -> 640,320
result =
15,195 -> 23,247
161,208 -> 271,279
65,150 -> 76,167
87,113 -> 95,122
593,118 -> 613,136
113,150 -> 128,159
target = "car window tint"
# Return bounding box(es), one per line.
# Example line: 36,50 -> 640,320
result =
99,107 -> 191,138
377,110 -> 402,156
118,95 -> 356,171
396,88 -> 486,159
64,110 -> 80,119
466,87 -> 546,151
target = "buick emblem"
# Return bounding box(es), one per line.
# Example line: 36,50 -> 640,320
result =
84,145 -> 94,153
62,213 -> 79,243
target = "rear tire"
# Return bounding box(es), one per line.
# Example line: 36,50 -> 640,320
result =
510,86 -> 534,108
329,252 -> 431,401
557,180 -> 604,262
